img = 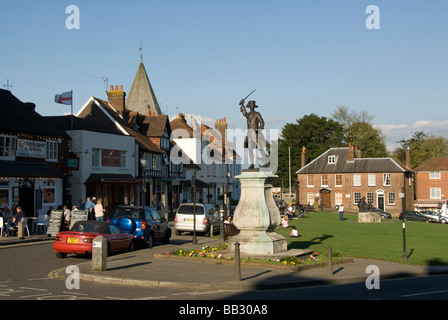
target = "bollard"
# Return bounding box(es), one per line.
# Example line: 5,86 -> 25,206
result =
328,247 -> 333,276
234,242 -> 241,281
18,221 -> 24,239
92,235 -> 108,272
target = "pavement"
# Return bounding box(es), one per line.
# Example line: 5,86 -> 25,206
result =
3,231 -> 448,292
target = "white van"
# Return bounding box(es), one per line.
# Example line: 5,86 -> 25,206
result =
174,203 -> 220,237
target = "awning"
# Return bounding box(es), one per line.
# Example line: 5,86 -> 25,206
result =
413,199 -> 446,208
0,160 -> 64,179
84,173 -> 139,184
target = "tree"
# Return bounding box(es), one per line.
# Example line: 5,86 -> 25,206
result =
394,131 -> 448,168
331,106 -> 388,158
274,113 -> 345,188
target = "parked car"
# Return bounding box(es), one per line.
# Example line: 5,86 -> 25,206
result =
53,221 -> 134,258
174,203 -> 220,237
372,207 -> 392,219
108,206 -> 171,248
399,211 -> 436,223
438,214 -> 448,224
420,210 -> 442,223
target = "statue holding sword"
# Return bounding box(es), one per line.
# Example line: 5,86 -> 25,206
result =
239,90 -> 268,169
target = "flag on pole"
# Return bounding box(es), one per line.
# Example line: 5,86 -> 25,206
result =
54,91 -> 73,105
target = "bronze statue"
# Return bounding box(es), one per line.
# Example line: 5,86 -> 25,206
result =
357,196 -> 375,212
239,96 -> 267,169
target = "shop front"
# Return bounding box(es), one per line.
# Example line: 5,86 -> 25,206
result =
84,173 -> 138,214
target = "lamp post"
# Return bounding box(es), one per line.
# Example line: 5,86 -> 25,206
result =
401,188 -> 407,261
192,172 -> 197,244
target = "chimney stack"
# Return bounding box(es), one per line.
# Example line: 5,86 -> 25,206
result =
347,142 -> 355,162
215,117 -> 228,146
355,145 -> 362,158
107,85 -> 126,116
406,147 -> 411,169
301,146 -> 307,168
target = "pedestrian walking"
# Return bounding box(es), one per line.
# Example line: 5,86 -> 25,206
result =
338,204 -> 344,221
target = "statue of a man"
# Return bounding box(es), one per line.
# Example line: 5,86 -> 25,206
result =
239,99 -> 267,169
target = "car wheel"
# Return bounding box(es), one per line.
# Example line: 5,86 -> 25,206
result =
128,240 -> 135,252
442,219 -> 447,224
163,229 -> 171,244
55,252 -> 67,259
175,229 -> 181,236
147,233 -> 154,249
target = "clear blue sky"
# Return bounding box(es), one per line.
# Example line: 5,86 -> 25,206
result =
1,0 -> 447,151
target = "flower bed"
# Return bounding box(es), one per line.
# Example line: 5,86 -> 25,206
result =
154,243 -> 348,271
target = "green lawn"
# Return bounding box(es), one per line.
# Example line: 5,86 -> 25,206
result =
275,211 -> 448,265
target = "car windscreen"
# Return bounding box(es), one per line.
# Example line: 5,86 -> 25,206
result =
71,222 -> 110,234
111,208 -> 143,219
177,205 -> 205,215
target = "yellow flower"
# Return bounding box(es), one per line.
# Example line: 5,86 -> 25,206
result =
283,261 -> 287,265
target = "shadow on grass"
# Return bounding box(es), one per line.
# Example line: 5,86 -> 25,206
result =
288,233 -> 334,250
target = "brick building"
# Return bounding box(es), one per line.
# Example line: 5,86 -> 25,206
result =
414,157 -> 448,211
296,145 -> 414,216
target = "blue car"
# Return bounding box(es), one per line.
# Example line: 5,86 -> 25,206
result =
108,206 -> 171,248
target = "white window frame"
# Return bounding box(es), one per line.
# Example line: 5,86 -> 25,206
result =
307,175 -> 314,187
46,140 -> 58,162
335,192 -> 343,205
321,175 -> 328,187
92,148 -> 100,167
430,171 -> 441,179
388,192 -> 396,205
383,173 -> 391,186
335,174 -> 342,187
367,192 -> 374,205
307,192 -> 315,205
430,188 -> 442,200
368,174 -> 376,187
328,155 -> 337,164
353,192 -> 362,205
353,174 -> 361,187
0,135 -> 17,160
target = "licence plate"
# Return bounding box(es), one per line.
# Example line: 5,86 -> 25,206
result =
185,218 -> 193,223
67,238 -> 79,244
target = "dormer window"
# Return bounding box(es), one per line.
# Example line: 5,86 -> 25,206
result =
328,155 -> 337,164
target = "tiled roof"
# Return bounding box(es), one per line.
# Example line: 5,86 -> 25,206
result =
78,97 -> 163,154
125,61 -> 161,116
297,147 -> 407,174
414,157 -> 448,171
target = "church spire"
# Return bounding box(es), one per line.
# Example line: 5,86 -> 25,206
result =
125,57 -> 162,116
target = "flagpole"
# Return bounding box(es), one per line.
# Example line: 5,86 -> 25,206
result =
70,89 -> 73,152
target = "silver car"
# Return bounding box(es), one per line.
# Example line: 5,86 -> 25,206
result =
174,203 -> 220,237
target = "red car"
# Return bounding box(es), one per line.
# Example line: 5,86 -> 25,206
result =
53,220 -> 135,258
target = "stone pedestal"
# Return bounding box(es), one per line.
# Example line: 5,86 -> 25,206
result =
228,170 -> 287,255
358,211 -> 381,223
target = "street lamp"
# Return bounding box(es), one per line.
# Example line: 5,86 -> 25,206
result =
192,172 -> 197,244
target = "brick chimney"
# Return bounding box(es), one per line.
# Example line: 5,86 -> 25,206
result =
107,85 -> 126,116
406,147 -> 411,169
215,117 -> 227,146
301,146 -> 307,168
355,145 -> 362,158
347,142 -> 355,162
